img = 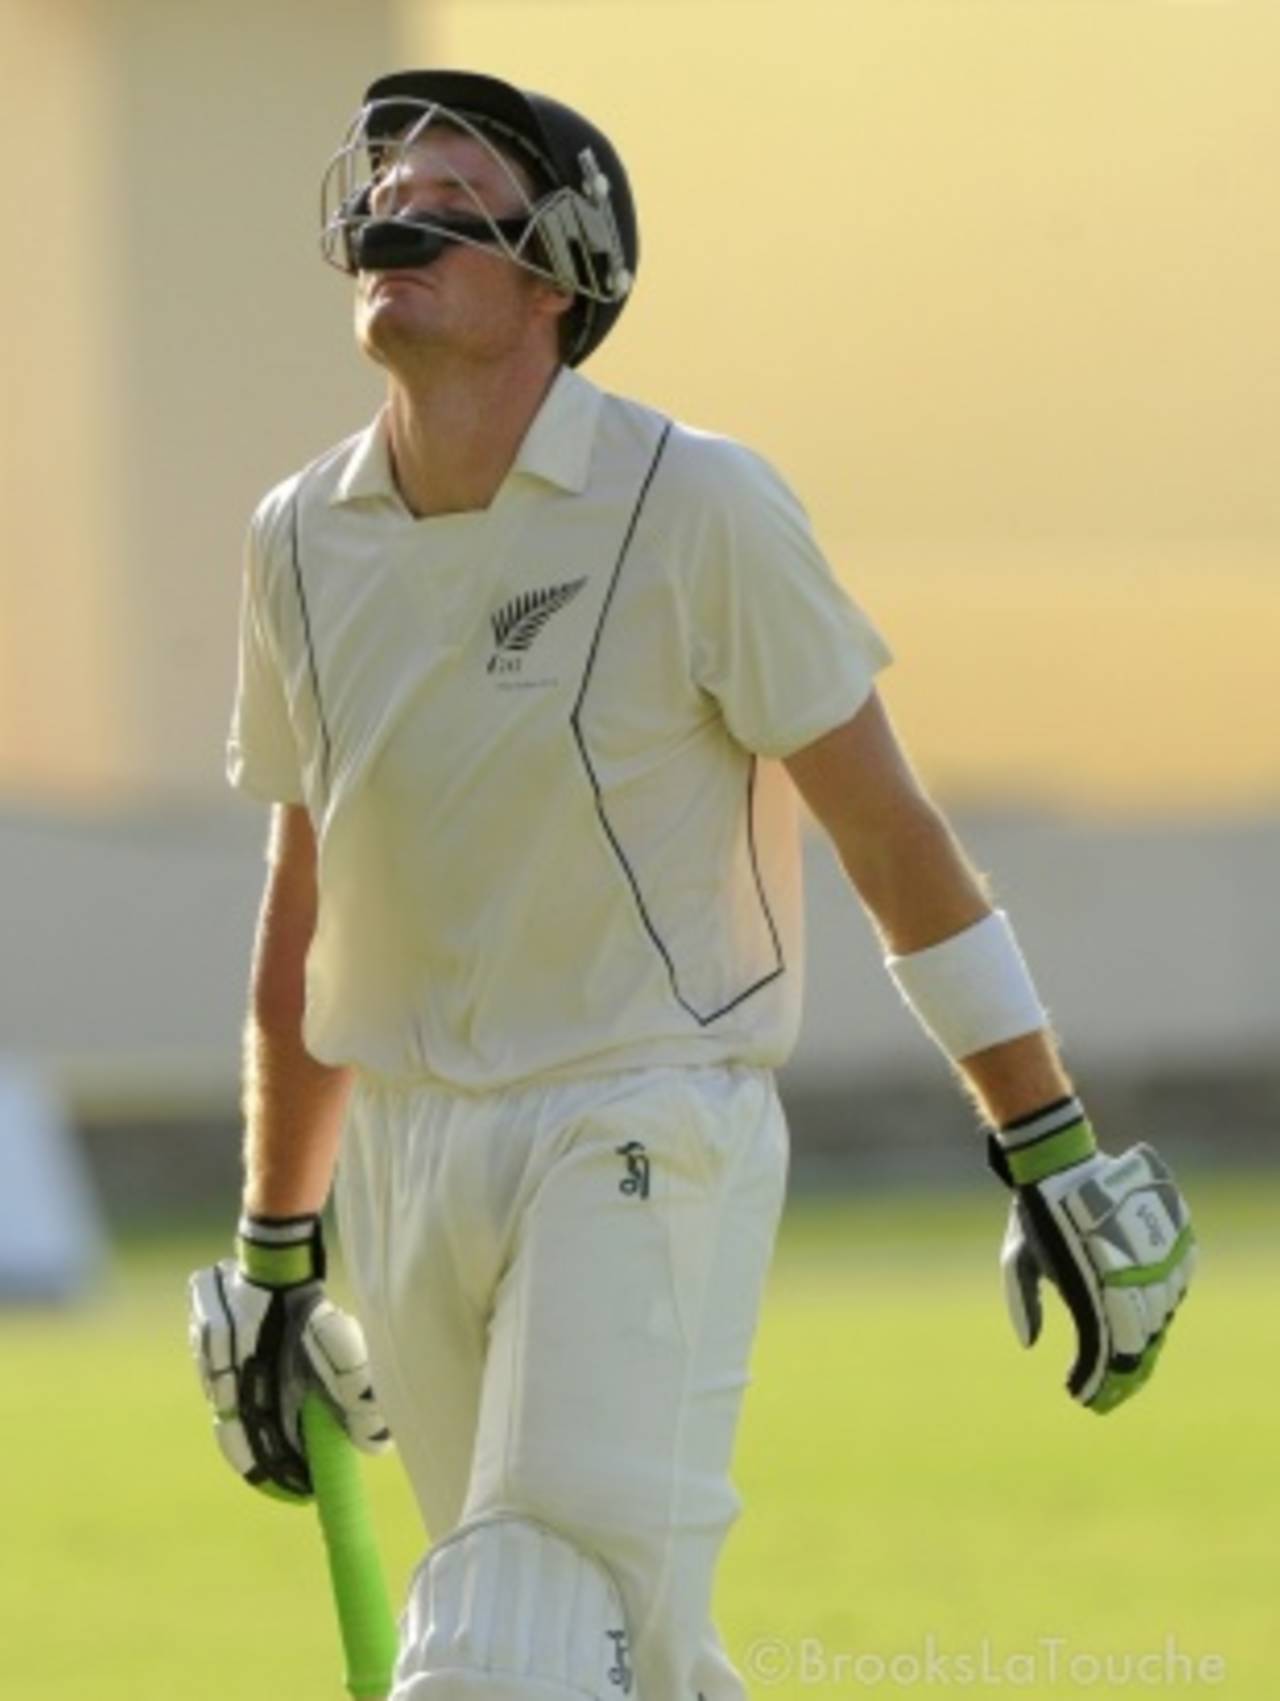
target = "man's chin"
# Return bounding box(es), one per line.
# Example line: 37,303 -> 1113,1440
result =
356,303 -> 437,367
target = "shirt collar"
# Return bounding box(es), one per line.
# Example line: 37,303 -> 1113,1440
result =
330,413 -> 396,506
511,365 -> 603,495
329,365 -> 603,508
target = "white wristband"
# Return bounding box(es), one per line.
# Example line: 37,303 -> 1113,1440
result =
885,909 -> 1047,1062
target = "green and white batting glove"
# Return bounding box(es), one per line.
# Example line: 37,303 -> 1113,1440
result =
188,1213 -> 391,1502
989,1097 -> 1196,1414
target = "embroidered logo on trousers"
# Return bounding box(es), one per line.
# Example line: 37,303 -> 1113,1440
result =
486,578 -> 587,675
616,1140 -> 651,1199
606,1627 -> 634,1692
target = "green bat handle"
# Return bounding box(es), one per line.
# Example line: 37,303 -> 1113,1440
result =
302,1394 -> 399,1700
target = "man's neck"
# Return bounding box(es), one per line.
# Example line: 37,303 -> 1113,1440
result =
385,351 -> 562,519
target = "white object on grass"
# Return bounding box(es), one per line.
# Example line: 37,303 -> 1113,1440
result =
0,1058 -> 106,1301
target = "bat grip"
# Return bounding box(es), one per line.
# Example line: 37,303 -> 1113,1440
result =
302,1394 -> 399,1700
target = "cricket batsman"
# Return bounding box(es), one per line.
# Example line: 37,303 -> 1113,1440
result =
188,69 -> 1197,1700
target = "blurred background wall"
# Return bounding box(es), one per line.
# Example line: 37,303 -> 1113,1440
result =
1,0 -> 1276,1224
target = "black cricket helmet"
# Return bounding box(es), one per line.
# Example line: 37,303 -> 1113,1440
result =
320,69 -> 638,366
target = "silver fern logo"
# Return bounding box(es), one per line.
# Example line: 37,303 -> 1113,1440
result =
487,578 -> 587,676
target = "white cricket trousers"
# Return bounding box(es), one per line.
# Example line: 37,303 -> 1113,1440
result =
334,1062 -> 789,1700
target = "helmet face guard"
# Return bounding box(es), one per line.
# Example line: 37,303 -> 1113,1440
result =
320,93 -> 634,360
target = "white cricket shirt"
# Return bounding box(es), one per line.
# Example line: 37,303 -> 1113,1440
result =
229,366 -> 891,1088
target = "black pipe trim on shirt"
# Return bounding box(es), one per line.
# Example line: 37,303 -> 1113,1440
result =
571,419 -> 786,1027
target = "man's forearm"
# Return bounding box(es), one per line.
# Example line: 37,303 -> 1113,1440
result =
835,795 -> 989,956
954,1029 -> 1073,1129
844,810 -> 1075,1123
241,1014 -> 353,1217
796,753 -> 1073,1126
240,804 -> 351,1219
869,834 -> 1074,1124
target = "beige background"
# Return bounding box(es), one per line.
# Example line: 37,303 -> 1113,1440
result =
1,0 -> 1276,812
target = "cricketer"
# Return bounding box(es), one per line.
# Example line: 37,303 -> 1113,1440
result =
189,70 -> 1196,1700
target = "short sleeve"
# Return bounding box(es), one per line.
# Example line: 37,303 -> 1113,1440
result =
683,439 -> 892,758
226,507 -> 305,804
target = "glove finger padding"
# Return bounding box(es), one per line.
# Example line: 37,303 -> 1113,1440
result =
188,1262 -> 241,1411
189,1260 -> 314,1500
1019,1142 -> 1196,1413
189,1259 -> 331,1501
189,1264 -> 288,1492
300,1300 -> 392,1455
242,1279 -> 331,1497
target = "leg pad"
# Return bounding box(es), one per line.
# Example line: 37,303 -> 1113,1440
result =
392,1514 -> 636,1700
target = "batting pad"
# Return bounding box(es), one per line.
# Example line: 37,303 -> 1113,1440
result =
391,1514 -> 637,1700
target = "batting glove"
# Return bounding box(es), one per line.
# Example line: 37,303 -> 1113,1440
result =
188,1213 -> 391,1502
989,1097 -> 1196,1414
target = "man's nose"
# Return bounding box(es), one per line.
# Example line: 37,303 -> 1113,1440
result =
371,162 -> 444,213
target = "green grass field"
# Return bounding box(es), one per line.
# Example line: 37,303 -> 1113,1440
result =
2,1175 -> 1273,1698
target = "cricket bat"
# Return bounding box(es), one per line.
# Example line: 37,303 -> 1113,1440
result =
301,1394 -> 399,1700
